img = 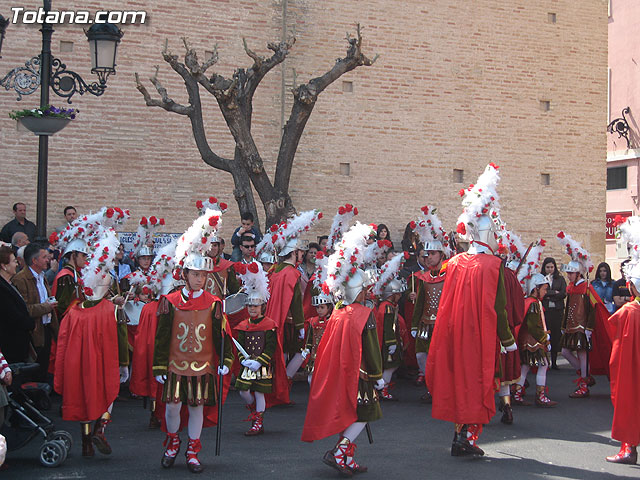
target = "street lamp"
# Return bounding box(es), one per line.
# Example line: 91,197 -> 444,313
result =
0,14 -> 8,58
0,2 -> 123,242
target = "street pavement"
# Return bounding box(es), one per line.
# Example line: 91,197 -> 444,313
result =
4,358 -> 639,479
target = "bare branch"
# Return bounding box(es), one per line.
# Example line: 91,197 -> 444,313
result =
243,38 -> 263,66
134,72 -> 191,115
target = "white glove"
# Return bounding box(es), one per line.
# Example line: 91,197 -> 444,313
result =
241,359 -> 262,372
547,334 -> 551,342
298,328 -> 305,340
217,365 -> 229,376
388,344 -> 397,355
547,344 -> 552,351
119,366 -> 129,383
155,374 -> 167,385
301,349 -> 310,360
504,343 -> 518,352
375,378 -> 385,390
411,330 -> 417,338
585,330 -> 593,341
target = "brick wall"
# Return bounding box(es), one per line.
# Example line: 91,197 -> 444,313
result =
0,0 -> 607,265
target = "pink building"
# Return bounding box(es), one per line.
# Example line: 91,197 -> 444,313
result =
606,0 -> 640,268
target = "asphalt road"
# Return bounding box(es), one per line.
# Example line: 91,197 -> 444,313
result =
3,358 -> 639,479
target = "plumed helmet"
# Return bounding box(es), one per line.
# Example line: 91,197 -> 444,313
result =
343,268 -> 367,305
312,292 -> 334,306
382,277 -> 407,299
183,253 -> 214,272
63,238 -> 89,256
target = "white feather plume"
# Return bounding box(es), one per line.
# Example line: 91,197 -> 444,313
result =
516,239 -> 546,293
324,222 -> 372,299
256,209 -> 321,256
174,208 -> 222,269
81,226 -> 120,300
327,204 -> 358,251
372,252 -> 407,296
237,262 -> 270,303
457,163 -> 504,235
412,205 -> 452,257
556,231 -> 593,274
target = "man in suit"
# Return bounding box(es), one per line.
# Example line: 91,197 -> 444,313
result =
12,243 -> 59,382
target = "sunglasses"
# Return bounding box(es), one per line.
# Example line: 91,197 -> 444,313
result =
242,245 -> 255,249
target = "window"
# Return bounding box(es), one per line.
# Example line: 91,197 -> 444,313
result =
607,166 -> 627,190
547,13 -> 556,23
342,81 -> 353,93
541,173 -> 550,186
340,163 -> 350,176
453,169 -> 464,183
60,41 -> 74,52
540,100 -> 551,112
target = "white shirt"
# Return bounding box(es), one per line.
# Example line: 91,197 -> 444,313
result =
29,266 -> 51,325
182,287 -> 203,299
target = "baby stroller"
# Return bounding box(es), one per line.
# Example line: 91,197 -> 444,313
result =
0,363 -> 72,467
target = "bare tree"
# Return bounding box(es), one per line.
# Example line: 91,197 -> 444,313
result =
135,24 -> 377,229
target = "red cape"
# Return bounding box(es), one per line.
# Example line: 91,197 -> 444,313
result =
568,281 -> 613,376
54,299 -> 120,422
235,316 -> 289,408
156,289 -> 233,429
51,267 -> 75,297
265,264 -> 301,329
129,300 -> 160,398
426,253 -> 502,425
301,303 -> 371,442
608,301 -> 640,445
501,267 -> 524,382
214,257 -> 235,273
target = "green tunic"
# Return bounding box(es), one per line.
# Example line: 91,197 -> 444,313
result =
357,310 -> 383,422
381,304 -> 402,369
520,299 -> 550,367
235,316 -> 277,393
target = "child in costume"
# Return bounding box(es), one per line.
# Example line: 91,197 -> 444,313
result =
373,252 -> 408,401
233,261 -> 286,436
153,209 -> 233,473
512,239 -> 557,407
302,222 -> 384,475
301,292 -> 333,385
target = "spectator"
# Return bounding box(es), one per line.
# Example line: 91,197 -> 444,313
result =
401,222 -> 421,271
43,247 -> 59,286
376,224 -> 394,250
230,212 -> 262,261
219,238 -> 232,260
298,242 -> 319,294
57,206 -> 77,233
0,244 -> 34,363
0,203 -> 37,243
612,259 -> 632,310
540,257 -> 566,369
10,231 -> 29,250
16,245 -> 27,272
111,243 -> 131,280
239,235 -> 257,263
11,244 -> 59,383
592,262 -> 615,314
317,235 -> 329,252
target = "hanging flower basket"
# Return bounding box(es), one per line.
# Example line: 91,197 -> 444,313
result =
9,105 -> 78,136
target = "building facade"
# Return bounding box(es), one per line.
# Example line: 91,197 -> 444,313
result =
1,1 -> 607,263
606,0 -> 640,271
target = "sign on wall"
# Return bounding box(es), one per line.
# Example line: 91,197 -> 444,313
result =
606,211 -> 633,240
117,232 -> 182,256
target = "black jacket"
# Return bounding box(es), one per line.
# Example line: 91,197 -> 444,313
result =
0,275 -> 35,363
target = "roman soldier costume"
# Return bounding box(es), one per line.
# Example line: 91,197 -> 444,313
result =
556,231 -> 611,399
301,292 -> 334,384
233,261 -> 287,435
153,208 -> 233,474
426,163 -> 516,457
53,208 -> 130,458
129,240 -> 179,429
410,205 -> 452,397
302,222 -> 383,476
258,210 -> 322,402
373,252 -> 408,401
512,240 -> 558,408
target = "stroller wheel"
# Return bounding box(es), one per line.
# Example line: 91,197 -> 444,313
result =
49,430 -> 73,454
39,440 -> 67,467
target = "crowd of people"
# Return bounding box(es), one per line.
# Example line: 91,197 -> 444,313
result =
0,165 -> 638,474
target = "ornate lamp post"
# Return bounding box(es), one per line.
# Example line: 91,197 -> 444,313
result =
0,1 -> 123,242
